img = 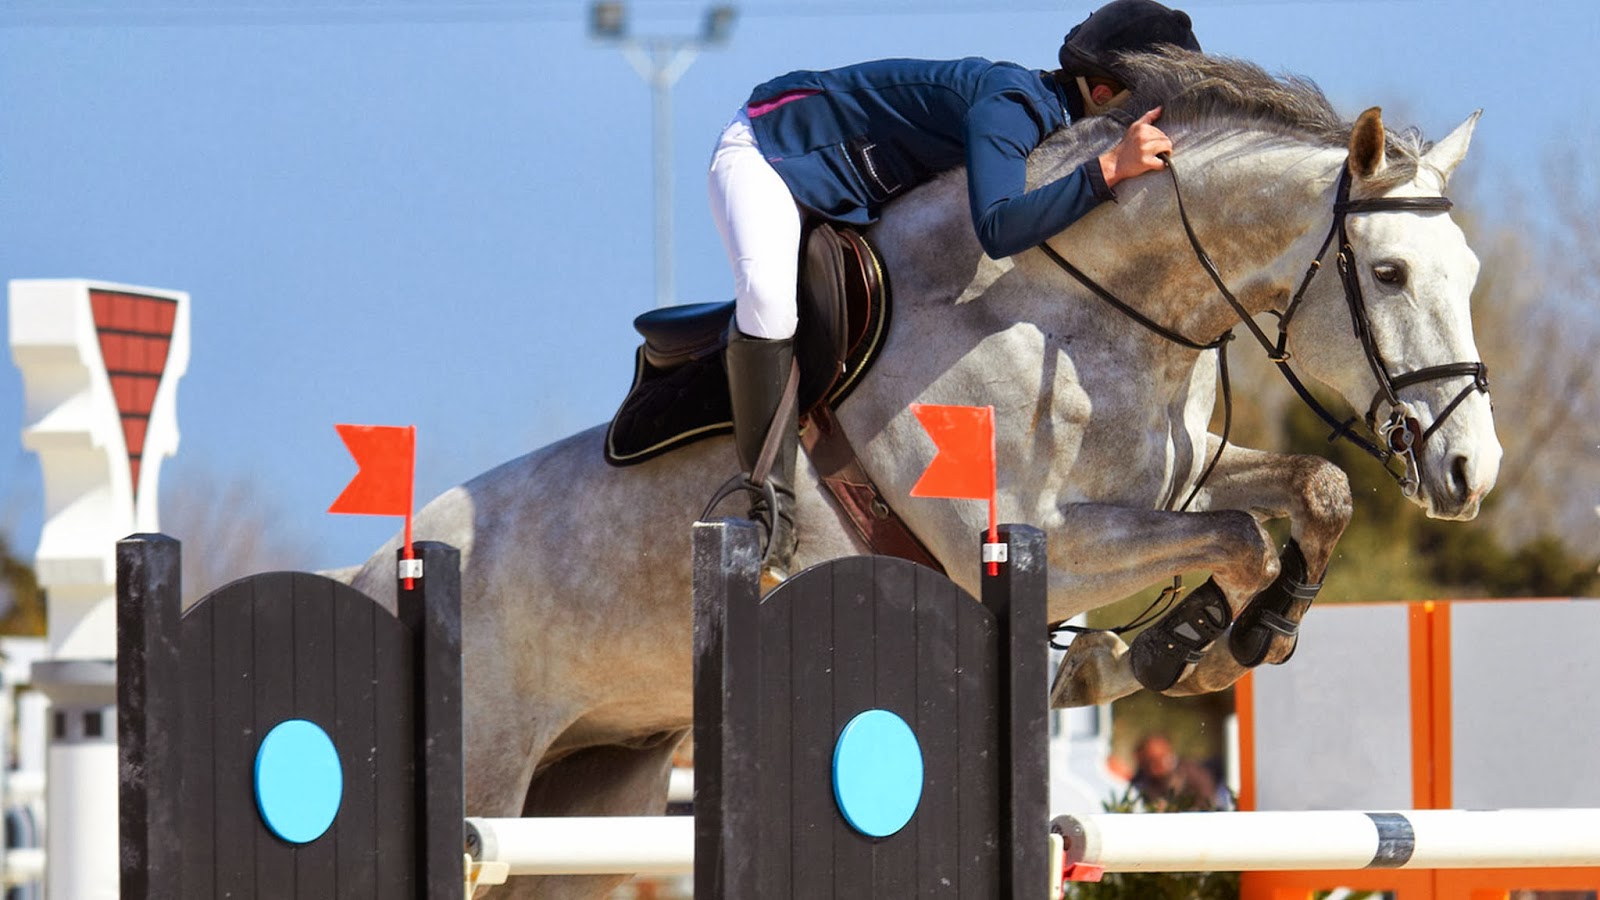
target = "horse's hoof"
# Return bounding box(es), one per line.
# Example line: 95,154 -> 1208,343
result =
759,564 -> 789,592
1229,540 -> 1319,668
1228,610 -> 1301,668
1050,630 -> 1133,708
1130,579 -> 1231,692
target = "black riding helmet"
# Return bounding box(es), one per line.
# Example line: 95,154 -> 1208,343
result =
1058,0 -> 1201,84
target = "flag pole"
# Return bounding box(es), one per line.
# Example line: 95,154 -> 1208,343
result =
400,429 -> 417,588
986,414 -> 1000,576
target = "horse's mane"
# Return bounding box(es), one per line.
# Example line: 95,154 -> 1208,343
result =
1034,48 -> 1428,190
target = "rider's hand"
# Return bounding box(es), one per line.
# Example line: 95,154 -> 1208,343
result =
1098,107 -> 1172,190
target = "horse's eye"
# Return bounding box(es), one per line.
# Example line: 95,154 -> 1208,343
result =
1372,262 -> 1407,287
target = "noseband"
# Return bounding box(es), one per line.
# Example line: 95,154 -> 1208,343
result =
1040,156 -> 1491,501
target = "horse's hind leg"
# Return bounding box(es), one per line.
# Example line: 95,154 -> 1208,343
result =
495,729 -> 690,900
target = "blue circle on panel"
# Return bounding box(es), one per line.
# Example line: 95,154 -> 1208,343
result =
254,719 -> 343,844
832,709 -> 924,838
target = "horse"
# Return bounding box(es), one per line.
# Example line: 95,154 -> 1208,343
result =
347,50 -> 1500,899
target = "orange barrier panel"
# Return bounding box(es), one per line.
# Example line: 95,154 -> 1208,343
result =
1239,600 -> 1600,900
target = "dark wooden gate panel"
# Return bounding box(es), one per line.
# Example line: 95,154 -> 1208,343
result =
118,535 -> 463,900
750,555 -> 1003,898
695,520 -> 1048,900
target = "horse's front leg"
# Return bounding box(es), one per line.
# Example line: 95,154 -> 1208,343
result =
1046,499 -> 1281,707
1164,439 -> 1353,696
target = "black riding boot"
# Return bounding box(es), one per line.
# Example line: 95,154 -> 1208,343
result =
725,327 -> 799,583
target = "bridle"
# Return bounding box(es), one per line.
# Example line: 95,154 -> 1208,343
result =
1323,167 -> 1490,495
1040,150 -> 1491,646
1039,155 -> 1491,504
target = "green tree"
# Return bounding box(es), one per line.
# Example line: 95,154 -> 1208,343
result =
1282,400 -> 1597,601
0,533 -> 45,636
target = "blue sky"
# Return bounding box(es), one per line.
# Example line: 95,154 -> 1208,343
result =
2,0 -> 1596,570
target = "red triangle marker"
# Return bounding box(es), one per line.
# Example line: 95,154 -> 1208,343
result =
329,424 -> 417,586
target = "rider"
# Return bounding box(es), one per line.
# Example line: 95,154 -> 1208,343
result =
709,0 -> 1201,583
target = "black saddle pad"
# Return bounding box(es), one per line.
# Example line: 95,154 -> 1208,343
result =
606,344 -> 737,464
605,224 -> 888,466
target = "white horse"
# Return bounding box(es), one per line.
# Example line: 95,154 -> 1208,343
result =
349,51 -> 1499,899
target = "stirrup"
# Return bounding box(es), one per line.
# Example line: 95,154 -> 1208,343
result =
1129,579 -> 1232,692
702,473 -> 784,565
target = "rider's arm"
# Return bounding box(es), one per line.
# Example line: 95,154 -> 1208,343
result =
967,97 -> 1173,260
964,90 -> 1115,260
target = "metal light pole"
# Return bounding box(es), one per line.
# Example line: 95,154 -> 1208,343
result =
591,2 -> 736,309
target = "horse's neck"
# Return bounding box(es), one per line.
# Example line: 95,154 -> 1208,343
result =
872,137 -> 1347,343
1060,138 -> 1347,341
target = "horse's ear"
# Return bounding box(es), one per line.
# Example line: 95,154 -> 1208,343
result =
1348,107 -> 1386,180
1421,110 -> 1482,184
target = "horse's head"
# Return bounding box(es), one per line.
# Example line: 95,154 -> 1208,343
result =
1287,108 -> 1501,520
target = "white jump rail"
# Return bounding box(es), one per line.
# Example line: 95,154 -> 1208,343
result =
466,816 -> 694,876
463,816 -> 1072,900
1054,809 -> 1600,876
464,808 -> 1600,889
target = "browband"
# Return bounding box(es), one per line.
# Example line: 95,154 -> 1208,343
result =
1336,196 -> 1453,215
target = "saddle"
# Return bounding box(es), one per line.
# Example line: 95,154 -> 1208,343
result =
605,224 -> 945,572
605,222 -> 888,466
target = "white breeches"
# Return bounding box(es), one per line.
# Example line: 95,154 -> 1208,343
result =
707,111 -> 803,340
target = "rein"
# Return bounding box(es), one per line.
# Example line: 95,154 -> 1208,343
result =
1042,154 -> 1489,499
1042,153 -> 1490,642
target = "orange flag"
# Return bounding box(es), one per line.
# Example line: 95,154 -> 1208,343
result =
910,404 -> 995,501
329,424 -> 417,584
909,404 -> 1001,572
329,424 -> 414,516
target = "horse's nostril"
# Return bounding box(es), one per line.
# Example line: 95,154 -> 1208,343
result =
1450,454 -> 1471,501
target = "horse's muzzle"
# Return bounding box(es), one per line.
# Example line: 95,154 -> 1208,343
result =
1421,447 -> 1498,521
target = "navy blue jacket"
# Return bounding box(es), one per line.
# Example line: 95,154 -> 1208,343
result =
744,57 -> 1114,259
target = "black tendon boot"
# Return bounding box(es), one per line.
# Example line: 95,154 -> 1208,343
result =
725,328 -> 799,584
